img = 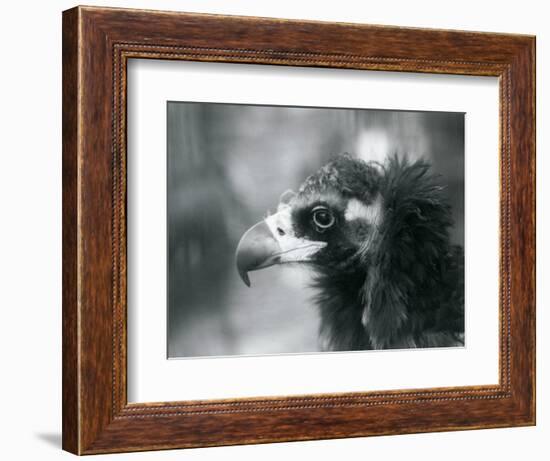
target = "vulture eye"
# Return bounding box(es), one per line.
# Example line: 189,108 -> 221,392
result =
312,206 -> 335,232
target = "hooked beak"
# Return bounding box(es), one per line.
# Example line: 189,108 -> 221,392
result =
235,207 -> 327,287
235,220 -> 280,287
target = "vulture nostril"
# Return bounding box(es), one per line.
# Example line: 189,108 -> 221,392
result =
277,227 -> 285,236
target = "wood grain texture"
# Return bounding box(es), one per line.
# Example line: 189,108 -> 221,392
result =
62,7 -> 79,454
62,5 -> 536,455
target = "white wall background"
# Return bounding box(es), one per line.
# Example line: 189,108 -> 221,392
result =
0,1 -> 545,459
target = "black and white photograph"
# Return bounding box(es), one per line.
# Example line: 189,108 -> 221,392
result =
167,102 -> 465,358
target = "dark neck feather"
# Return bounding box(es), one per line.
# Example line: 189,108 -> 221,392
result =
312,267 -> 372,351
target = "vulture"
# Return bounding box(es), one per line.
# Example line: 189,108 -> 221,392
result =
235,154 -> 464,351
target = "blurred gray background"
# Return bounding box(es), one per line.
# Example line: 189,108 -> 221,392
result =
167,102 -> 464,358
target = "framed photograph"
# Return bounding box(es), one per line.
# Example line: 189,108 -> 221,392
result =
62,6 -> 535,454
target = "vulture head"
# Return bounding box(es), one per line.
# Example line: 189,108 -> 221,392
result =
235,154 -> 464,351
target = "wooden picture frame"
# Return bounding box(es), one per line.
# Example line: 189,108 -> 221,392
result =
62,5 -> 535,455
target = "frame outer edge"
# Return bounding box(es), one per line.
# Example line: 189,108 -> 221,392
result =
501,37 -> 535,424
62,6 -> 81,455
531,36 -> 537,425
